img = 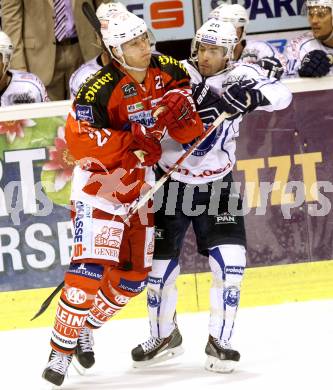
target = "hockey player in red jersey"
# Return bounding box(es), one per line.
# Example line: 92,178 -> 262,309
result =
42,10 -> 203,387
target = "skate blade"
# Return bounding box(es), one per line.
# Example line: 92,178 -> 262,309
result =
204,355 -> 238,373
132,345 -> 184,368
72,355 -> 87,376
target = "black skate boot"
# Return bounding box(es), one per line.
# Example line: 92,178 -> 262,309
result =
42,349 -> 73,386
131,326 -> 184,368
205,335 -> 240,373
73,326 -> 95,375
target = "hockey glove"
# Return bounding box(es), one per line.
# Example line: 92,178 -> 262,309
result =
122,122 -> 162,170
155,89 -> 203,144
221,80 -> 269,118
298,50 -> 330,77
220,82 -> 250,118
256,56 -> 284,80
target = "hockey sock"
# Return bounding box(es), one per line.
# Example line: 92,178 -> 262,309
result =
50,263 -> 104,354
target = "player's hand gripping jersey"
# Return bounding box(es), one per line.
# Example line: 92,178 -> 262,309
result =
65,54 -> 203,214
158,61 -> 292,184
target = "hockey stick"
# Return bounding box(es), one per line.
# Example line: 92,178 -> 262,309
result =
30,281 -> 64,321
124,111 -> 231,222
82,1 -> 103,40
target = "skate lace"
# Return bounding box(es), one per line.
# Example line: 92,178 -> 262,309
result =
47,350 -> 72,375
141,336 -> 163,353
78,327 -> 94,352
214,337 -> 231,350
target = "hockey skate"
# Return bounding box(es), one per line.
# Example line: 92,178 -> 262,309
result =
72,327 -> 95,375
204,335 -> 240,373
131,326 -> 184,368
42,349 -> 73,386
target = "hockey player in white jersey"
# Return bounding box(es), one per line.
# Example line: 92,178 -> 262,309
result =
209,3 -> 286,80
69,2 -> 126,98
0,31 -> 48,105
131,19 -> 292,373
286,0 -> 333,77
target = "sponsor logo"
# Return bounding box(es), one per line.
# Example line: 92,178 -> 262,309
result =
118,278 -> 147,294
202,34 -> 217,45
122,82 -> 138,98
154,228 -> 165,240
65,287 -> 87,305
147,290 -> 161,308
225,266 -> 244,276
223,286 -> 240,307
148,276 -> 163,285
72,201 -> 90,258
76,104 -> 94,122
79,71 -> 113,102
158,55 -> 189,75
114,294 -> 130,305
214,212 -> 236,225
95,225 -> 122,248
68,263 -> 103,280
128,110 -> 155,128
127,102 -> 144,113
150,97 -> 162,108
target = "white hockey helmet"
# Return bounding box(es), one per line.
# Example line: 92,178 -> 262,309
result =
209,3 -> 249,42
96,1 -> 127,21
306,0 -> 333,18
191,19 -> 239,60
0,31 -> 13,67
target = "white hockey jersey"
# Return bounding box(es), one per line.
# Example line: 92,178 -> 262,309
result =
285,31 -> 333,76
241,39 -> 287,72
0,70 -> 48,106
158,61 -> 292,185
69,56 -> 103,99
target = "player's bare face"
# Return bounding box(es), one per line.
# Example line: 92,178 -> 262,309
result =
122,33 -> 151,69
198,43 -> 227,76
308,6 -> 333,40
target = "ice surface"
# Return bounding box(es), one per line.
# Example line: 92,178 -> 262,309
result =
1,300 -> 332,390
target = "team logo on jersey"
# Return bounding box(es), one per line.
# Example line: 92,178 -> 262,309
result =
122,83 -> 138,98
147,290 -> 161,308
214,212 -> 236,225
223,286 -> 240,307
76,105 -> 94,123
182,122 -> 223,157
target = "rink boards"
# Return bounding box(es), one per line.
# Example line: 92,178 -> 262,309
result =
1,259 -> 333,331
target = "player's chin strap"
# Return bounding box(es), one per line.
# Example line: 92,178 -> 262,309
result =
110,46 -> 148,72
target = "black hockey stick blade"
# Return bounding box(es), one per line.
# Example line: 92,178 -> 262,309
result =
30,281 -> 64,321
82,1 -> 102,39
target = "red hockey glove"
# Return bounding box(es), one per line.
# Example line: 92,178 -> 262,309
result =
154,89 -> 203,144
122,122 -> 162,170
